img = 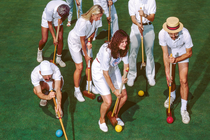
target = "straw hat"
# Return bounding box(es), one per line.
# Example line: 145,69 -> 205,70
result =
163,17 -> 183,33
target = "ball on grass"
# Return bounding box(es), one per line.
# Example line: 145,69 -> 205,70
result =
97,96 -> 103,102
166,116 -> 174,124
138,90 -> 144,96
56,129 -> 63,137
115,125 -> 122,132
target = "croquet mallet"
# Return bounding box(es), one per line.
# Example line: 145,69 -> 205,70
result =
77,5 -> 80,18
107,67 -> 129,126
82,38 -> 96,99
140,7 -> 146,69
167,54 -> 173,117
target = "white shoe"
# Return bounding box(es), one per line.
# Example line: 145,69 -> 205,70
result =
98,120 -> 108,132
91,85 -> 99,94
181,110 -> 190,124
66,22 -> 71,27
164,96 -> 175,108
93,37 -> 96,41
127,78 -> 134,87
116,118 -> 124,126
37,48 -> 43,62
39,99 -> 47,106
55,109 -> 63,119
148,78 -> 156,86
74,91 -> 85,102
56,56 -> 66,67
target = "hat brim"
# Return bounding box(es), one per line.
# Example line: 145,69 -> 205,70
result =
163,22 -> 183,33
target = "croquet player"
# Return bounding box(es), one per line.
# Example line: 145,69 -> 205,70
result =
67,5 -> 103,102
66,0 -> 83,27
31,60 -> 64,118
127,0 -> 156,87
159,17 -> 193,124
92,30 -> 129,132
93,0 -> 119,40
37,0 -> 70,67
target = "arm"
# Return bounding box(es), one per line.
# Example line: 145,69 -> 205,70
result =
172,48 -> 193,63
34,85 -> 55,100
54,79 -> 62,115
122,63 -> 129,83
131,15 -> 143,34
161,45 -> 170,81
48,21 -> 57,45
80,36 -> 91,61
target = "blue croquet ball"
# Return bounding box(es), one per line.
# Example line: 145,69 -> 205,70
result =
56,129 -> 63,137
97,96 -> 103,102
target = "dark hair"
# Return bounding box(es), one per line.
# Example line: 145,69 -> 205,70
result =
108,29 -> 130,59
57,4 -> 70,18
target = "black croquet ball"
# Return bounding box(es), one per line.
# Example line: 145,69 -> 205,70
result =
97,96 -> 103,102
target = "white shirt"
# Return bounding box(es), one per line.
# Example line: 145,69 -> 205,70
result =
128,0 -> 156,23
158,27 -> 193,58
43,0 -> 68,22
68,17 -> 102,52
96,43 -> 128,71
31,63 -> 62,87
93,0 -> 117,17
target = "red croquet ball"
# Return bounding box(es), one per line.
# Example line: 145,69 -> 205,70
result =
167,116 -> 174,124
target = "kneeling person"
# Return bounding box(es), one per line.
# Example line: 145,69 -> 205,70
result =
31,60 -> 64,118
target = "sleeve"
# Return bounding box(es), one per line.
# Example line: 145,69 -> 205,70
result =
128,0 -> 135,16
183,29 -> 193,49
122,52 -> 129,64
100,47 -> 111,71
101,0 -> 109,17
45,8 -> 53,22
158,29 -> 167,46
31,70 -> 40,87
52,64 -> 62,81
96,19 -> 103,28
76,19 -> 87,37
148,0 -> 156,14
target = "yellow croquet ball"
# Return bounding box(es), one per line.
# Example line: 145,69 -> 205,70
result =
115,125 -> 122,132
138,90 -> 144,96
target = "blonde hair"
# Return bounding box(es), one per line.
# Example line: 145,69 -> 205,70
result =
81,5 -> 104,20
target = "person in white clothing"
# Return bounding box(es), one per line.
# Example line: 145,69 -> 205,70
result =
67,5 -> 104,102
37,0 -> 70,67
93,0 -> 119,40
66,0 -> 83,26
159,17 -> 193,124
127,0 -> 156,87
31,60 -> 64,118
92,29 -> 130,132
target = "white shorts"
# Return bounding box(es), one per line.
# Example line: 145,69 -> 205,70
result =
69,44 -> 93,64
92,59 -> 125,96
41,12 -> 63,28
173,58 -> 189,64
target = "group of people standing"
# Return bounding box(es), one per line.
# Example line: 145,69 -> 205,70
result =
31,0 -> 193,132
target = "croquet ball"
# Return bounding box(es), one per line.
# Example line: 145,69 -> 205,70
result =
56,129 -> 63,137
97,96 -> 103,102
166,116 -> 174,124
138,90 -> 144,96
115,125 -> 122,132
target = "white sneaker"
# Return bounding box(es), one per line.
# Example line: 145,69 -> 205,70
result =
181,110 -> 190,124
116,118 -> 124,126
127,78 -> 134,87
39,99 -> 47,106
37,48 -> 43,62
98,120 -> 108,132
56,56 -> 66,67
164,96 -> 175,108
56,109 -> 63,119
74,91 -> 85,102
93,37 -> 96,41
148,78 -> 156,86
91,85 -> 99,94
66,22 -> 71,27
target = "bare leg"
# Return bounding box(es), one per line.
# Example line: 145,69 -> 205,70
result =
114,89 -> 127,117
74,62 -> 83,87
100,94 -> 112,123
55,25 -> 63,55
39,27 -> 49,50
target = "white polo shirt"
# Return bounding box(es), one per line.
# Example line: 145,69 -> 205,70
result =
93,0 -> 117,17
96,43 -> 128,71
128,0 -> 156,23
31,63 -> 62,87
42,0 -> 68,22
158,27 -> 193,58
68,17 -> 102,52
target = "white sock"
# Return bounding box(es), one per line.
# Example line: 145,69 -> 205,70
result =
56,54 -> 62,61
181,99 -> 187,111
170,90 -> 176,99
74,87 -> 80,92
38,48 -> 42,51
86,81 -> 92,90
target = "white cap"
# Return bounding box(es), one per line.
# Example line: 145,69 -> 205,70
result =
39,60 -> 53,75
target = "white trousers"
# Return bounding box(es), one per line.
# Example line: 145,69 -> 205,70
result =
66,0 -> 83,22
128,23 -> 155,80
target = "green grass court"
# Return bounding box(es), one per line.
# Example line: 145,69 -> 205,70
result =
1,0 -> 210,139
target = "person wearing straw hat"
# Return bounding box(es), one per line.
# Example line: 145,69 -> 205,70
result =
158,17 -> 193,124
31,60 -> 64,118
37,1 -> 70,67
127,0 -> 156,87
